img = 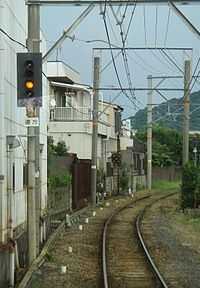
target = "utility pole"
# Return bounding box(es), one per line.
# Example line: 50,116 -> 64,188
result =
7,144 -> 14,287
147,75 -> 152,191
91,56 -> 100,206
182,60 -> 191,165
27,4 -> 41,264
117,132 -> 120,195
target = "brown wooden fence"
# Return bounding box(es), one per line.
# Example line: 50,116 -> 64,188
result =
152,166 -> 181,182
72,159 -> 91,210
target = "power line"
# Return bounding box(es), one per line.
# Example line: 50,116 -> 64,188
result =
101,10 -> 139,110
119,22 -> 136,100
190,67 -> 200,91
167,49 -> 183,69
124,1 -> 137,41
160,49 -> 184,74
164,7 -> 171,47
150,50 -> 177,74
120,1 -> 130,25
109,3 -> 142,108
143,6 -> 147,46
107,10 -> 119,44
189,55 -> 200,91
0,27 -> 27,49
101,51 -> 122,73
155,6 -> 158,47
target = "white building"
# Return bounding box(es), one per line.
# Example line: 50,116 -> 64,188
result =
0,1 -> 48,285
47,61 -> 132,168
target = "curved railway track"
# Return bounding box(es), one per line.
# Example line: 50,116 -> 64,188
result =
102,193 -> 175,288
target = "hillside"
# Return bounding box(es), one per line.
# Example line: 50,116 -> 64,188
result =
131,90 -> 200,131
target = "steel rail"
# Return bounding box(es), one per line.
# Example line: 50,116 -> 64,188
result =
136,192 -> 178,288
102,195 -> 151,288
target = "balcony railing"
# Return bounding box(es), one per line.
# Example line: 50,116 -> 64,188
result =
50,106 -> 110,124
50,107 -> 92,121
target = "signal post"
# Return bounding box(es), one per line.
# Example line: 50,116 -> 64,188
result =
27,4 -> 41,264
17,4 -> 42,265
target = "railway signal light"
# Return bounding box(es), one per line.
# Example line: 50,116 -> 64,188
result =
17,53 -> 42,107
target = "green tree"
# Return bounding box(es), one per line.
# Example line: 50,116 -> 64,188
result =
136,125 -> 182,167
54,141 -> 68,156
181,162 -> 200,209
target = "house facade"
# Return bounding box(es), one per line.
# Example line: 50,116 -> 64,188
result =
47,61 -> 132,170
0,1 -> 48,285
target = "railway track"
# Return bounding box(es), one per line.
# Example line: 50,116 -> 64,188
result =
102,193 -> 175,288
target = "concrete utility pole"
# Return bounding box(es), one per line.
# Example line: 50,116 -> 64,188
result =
117,133 -> 120,195
182,60 -> 191,165
147,75 -> 152,191
91,56 -> 100,206
27,4 -> 41,264
7,145 -> 14,287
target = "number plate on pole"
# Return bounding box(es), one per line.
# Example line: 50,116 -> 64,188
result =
25,117 -> 39,127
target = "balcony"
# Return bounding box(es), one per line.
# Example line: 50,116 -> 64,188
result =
50,107 -> 110,125
50,107 -> 92,121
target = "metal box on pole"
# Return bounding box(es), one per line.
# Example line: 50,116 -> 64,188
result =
17,53 -> 42,107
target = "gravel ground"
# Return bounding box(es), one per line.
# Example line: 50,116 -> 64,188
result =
27,195 -> 137,288
142,194 -> 200,288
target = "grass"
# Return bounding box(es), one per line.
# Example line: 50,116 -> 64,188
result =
152,180 -> 180,191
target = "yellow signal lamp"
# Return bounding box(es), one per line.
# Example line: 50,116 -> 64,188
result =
25,80 -> 34,90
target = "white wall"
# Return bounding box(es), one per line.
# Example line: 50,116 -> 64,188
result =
120,136 -> 133,151
49,121 -> 113,160
47,61 -> 80,83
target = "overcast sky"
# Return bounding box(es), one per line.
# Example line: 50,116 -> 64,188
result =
41,3 -> 200,118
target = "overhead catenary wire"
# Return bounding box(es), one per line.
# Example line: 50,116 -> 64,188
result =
155,6 -> 158,47
124,1 -> 137,41
101,8 -> 140,110
107,11 -> 120,44
143,5 -> 147,46
161,49 -> 184,74
109,4 -> 143,108
119,42 -> 143,109
150,50 -> 182,88
164,7 -> 171,47
188,55 -> 200,91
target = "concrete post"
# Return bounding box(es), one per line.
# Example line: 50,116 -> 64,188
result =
91,56 -> 100,206
27,4 -> 41,264
147,75 -> 152,191
183,60 -> 191,165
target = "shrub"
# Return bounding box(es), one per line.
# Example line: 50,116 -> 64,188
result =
120,164 -> 129,192
48,172 -> 71,189
181,162 -> 200,209
54,141 -> 68,156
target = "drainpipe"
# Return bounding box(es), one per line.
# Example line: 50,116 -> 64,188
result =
7,143 -> 15,288
6,136 -> 21,287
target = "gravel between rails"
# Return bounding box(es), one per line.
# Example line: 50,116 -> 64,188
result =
141,194 -> 200,288
107,198 -> 158,288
